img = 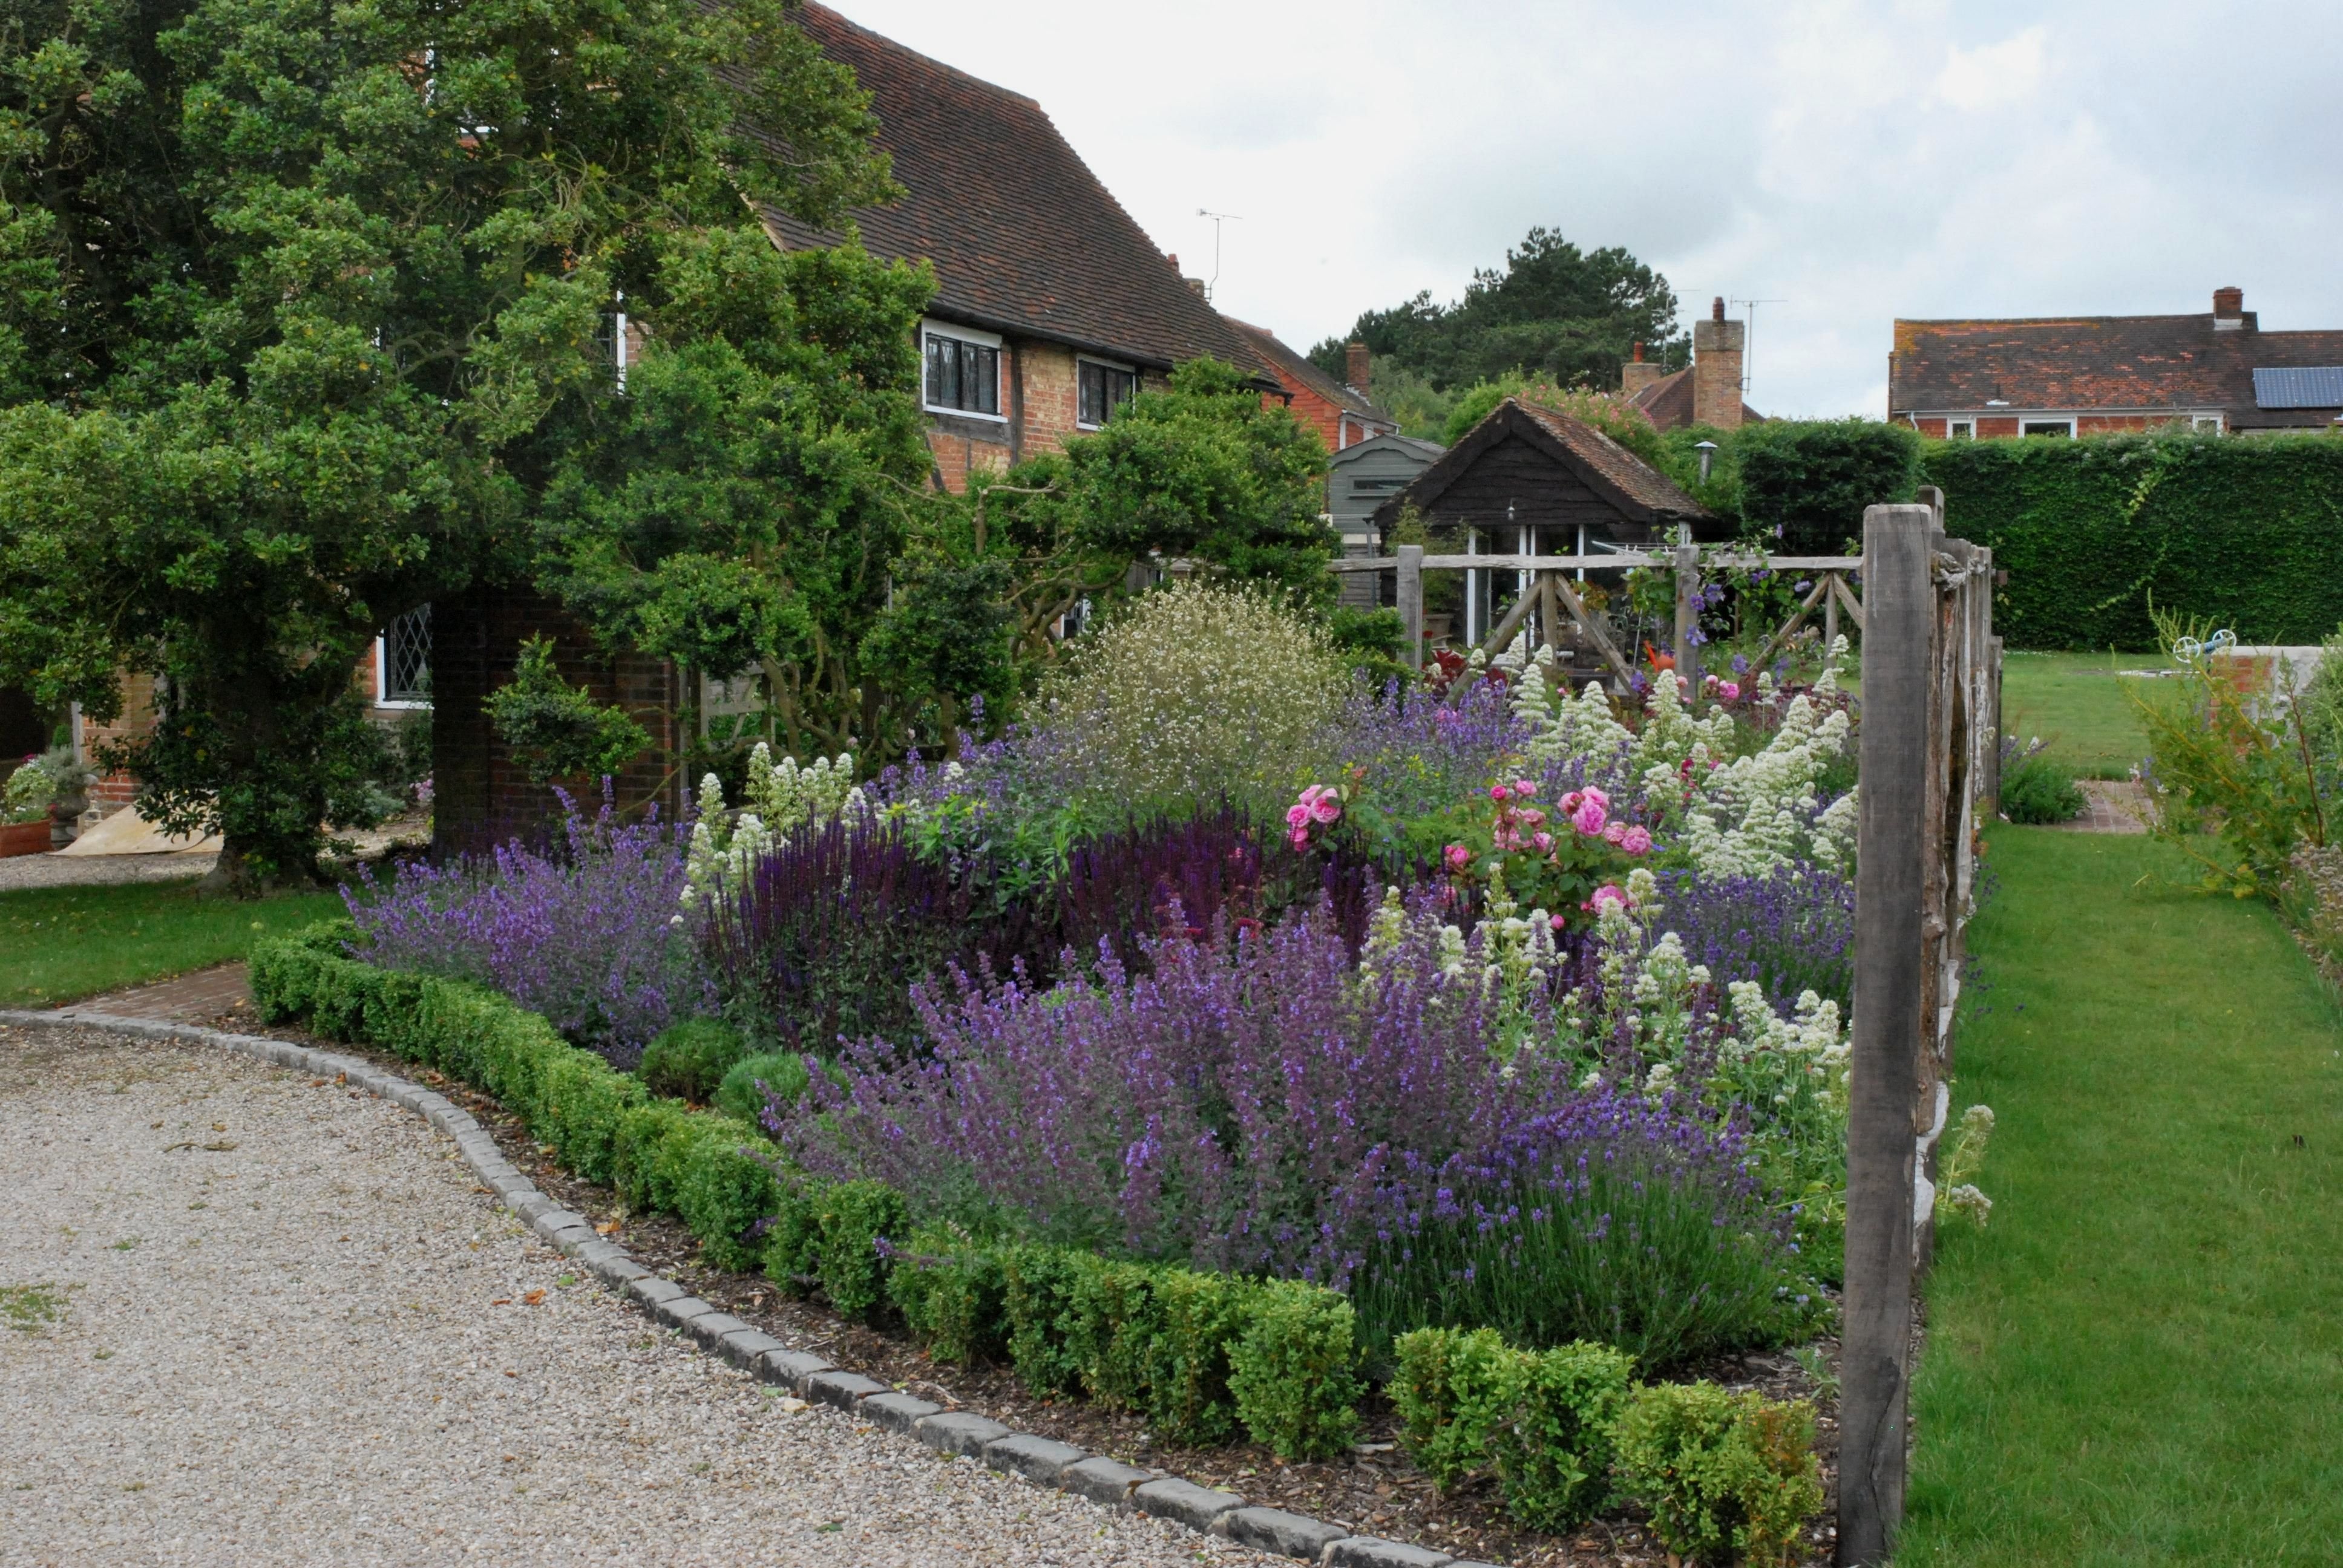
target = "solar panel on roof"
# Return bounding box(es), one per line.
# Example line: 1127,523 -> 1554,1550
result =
2252,366 -> 2343,408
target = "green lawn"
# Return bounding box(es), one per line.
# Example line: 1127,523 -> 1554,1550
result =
1999,650 -> 2173,779
0,878 -> 344,1007
1900,828 -> 2343,1566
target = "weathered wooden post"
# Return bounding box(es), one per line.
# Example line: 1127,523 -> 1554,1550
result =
1397,544 -> 1424,673
1824,572 -> 1841,652
1673,531 -> 1702,693
1840,501 -> 1935,1566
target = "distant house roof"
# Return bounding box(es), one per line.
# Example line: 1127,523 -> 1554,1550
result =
1626,367 -> 1762,430
1890,298 -> 2343,428
1328,431 -> 1446,468
1224,318 -> 1393,424
765,4 -> 1263,374
1372,397 -> 1708,535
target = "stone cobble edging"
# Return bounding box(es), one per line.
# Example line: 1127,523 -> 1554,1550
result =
3,1005 -> 1499,1568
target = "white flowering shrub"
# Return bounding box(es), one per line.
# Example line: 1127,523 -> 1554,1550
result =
678,743 -> 867,914
1042,581 -> 1346,814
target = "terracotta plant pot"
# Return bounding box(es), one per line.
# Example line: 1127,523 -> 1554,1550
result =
0,820 -> 51,858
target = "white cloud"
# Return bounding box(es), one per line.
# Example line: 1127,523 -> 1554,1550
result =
824,0 -> 2343,416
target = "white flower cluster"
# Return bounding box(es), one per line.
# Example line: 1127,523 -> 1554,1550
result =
678,743 -> 866,915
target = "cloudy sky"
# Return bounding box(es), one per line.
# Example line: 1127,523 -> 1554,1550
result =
825,0 -> 2343,419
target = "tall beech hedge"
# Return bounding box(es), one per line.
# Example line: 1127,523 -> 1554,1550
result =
1922,433 -> 2343,649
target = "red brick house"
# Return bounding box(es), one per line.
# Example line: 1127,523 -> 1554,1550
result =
1890,286 -> 2343,438
765,5 -> 1271,493
1224,322 -> 1397,452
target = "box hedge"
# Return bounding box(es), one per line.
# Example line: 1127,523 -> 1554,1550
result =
249,926 -> 1363,1459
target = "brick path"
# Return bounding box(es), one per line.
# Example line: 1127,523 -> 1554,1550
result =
65,961 -> 254,1024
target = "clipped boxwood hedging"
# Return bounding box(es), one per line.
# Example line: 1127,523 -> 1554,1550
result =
248,923 -> 1363,1458
1924,432 -> 2343,648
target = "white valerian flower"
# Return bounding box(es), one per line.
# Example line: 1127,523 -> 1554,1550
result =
1947,1184 -> 1993,1226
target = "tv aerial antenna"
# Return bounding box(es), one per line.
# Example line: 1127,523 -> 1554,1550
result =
1730,296 -> 1786,403
1198,209 -> 1243,302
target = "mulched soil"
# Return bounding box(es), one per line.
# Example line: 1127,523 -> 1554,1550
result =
187,995 -> 1846,1567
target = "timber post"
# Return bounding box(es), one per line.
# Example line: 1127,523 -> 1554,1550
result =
1839,502 -> 1935,1565
1396,544 -> 1424,672
1672,531 -> 1702,693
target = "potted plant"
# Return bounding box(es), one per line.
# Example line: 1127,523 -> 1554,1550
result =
2,748 -> 93,857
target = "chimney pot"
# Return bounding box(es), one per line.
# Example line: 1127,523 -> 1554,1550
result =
1711,296 -> 1725,322
1168,253 -> 1179,270
1632,341 -> 1645,364
2213,285 -> 2244,318
1345,339 -> 1371,396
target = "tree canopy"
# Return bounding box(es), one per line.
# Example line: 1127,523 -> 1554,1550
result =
1312,227 -> 1687,396
0,0 -> 897,889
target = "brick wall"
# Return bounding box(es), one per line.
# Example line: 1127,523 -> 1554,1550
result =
431,586 -> 681,852
1691,302 -> 1746,431
1018,339 -> 1083,456
77,671 -> 156,815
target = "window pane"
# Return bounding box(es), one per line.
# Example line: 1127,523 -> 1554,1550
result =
384,605 -> 432,704
925,336 -> 947,407
973,344 -> 999,414
1079,362 -> 1103,425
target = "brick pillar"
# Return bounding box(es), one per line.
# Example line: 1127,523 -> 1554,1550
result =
1619,340 -> 1664,400
1691,298 -> 1745,430
1345,339 -> 1371,396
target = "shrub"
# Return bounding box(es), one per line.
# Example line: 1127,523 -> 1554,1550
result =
343,790 -> 704,1063
483,635 -> 650,787
1227,1278 -> 1363,1460
887,1226 -> 1010,1365
1349,1091 -> 1812,1370
1734,418 -> 1921,555
1391,1327 -> 1634,1529
1003,1245 -> 1086,1397
812,1180 -> 908,1323
1040,581 -> 1346,817
1142,1267 -> 1251,1446
1997,736 -> 2086,825
638,1018 -> 750,1103
715,1050 -> 811,1128
1612,1382 -> 1825,1568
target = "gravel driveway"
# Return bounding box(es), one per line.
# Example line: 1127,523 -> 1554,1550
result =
0,1025 -> 1269,1567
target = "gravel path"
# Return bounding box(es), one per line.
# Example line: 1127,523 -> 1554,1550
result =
0,852 -> 216,893
0,1025 -> 1271,1567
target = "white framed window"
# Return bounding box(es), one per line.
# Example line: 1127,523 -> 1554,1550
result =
922,319 -> 1003,419
376,605 -> 432,708
2192,414 -> 2224,434
2020,417 -> 2076,438
1947,419 -> 1975,440
1076,357 -> 1139,428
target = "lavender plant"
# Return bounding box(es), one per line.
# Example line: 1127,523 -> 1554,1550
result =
344,791 -> 706,1065
1651,865 -> 1855,1011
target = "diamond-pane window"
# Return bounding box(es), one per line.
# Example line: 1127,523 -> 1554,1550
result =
382,605 -> 432,705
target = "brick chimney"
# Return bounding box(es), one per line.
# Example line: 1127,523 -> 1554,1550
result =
1691,297 -> 1746,430
1345,339 -> 1371,396
2212,285 -> 2246,330
1619,339 -> 1665,401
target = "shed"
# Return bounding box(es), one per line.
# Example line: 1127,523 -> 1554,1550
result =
1326,433 -> 1444,607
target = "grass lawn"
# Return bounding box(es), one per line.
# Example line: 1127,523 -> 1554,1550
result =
1899,828 -> 2343,1566
1999,650 -> 2173,779
0,878 -> 345,1008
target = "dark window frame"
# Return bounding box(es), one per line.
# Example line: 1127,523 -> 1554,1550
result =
1076,358 -> 1139,428
923,324 -> 1003,419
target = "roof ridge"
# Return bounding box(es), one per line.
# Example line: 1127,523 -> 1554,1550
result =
797,2 -> 1041,108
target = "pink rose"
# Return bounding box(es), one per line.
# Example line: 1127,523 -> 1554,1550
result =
1444,843 -> 1472,873
1573,798 -> 1608,835
1622,825 -> 1653,855
1512,779 -> 1536,798
1587,883 -> 1628,912
1311,795 -> 1342,825
1559,791 -> 1583,814
1602,822 -> 1626,845
1286,804 -> 1310,829
1719,681 -> 1741,701
1581,786 -> 1609,809
1550,913 -> 1567,932
1289,828 -> 1311,851
1518,808 -> 1545,828
1533,831 -> 1553,852
1489,783 -> 1511,803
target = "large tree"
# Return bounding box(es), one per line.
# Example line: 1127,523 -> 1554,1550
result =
0,0 -> 896,891
1313,227 -> 1687,393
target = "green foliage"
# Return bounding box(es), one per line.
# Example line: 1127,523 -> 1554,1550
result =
1227,1278 -> 1363,1460
638,1018 -> 751,1105
1316,227 -> 1687,393
1,744 -> 88,824
714,1050 -> 813,1129
1436,377 -> 1670,474
484,637 -> 652,788
1734,419 -> 1922,554
1612,1382 -> 1824,1568
0,0 -> 895,889
1999,745 -> 2086,825
812,1179 -> 908,1322
1926,431 -> 2343,648
1392,1327 -> 1634,1530
1141,1267 -> 1251,1446
1003,1244 -> 1086,1397
2132,612 -> 2326,899
888,1225 -> 1011,1365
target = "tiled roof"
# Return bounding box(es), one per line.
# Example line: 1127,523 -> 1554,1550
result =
1890,310 -> 2343,423
764,5 -> 1263,373
1626,367 -> 1762,430
1509,399 -> 1705,517
1223,318 -> 1392,422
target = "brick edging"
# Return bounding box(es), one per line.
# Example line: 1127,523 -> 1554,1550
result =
2,1007 -> 1493,1568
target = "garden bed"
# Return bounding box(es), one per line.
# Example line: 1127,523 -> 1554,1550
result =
210,988 -> 1842,1567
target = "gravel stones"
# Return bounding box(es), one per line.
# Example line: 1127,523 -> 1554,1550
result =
0,1024 -> 1278,1567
